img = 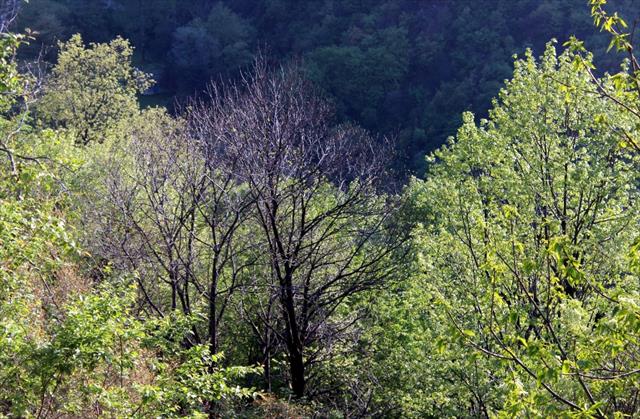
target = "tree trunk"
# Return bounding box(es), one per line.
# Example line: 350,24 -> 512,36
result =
208,261 -> 219,418
208,267 -> 218,356
281,269 -> 305,398
289,348 -> 305,398
263,332 -> 272,392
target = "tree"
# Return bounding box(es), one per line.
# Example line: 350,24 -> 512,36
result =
16,0 -> 640,171
198,59 -> 402,398
170,2 -> 253,91
306,26 -> 410,128
38,34 -> 152,145
567,0 -> 640,156
0,31 -> 37,180
409,43 -> 640,416
96,105 -> 257,348
349,260 -> 500,417
0,33 -> 255,417
85,105 -> 260,415
114,0 -> 178,64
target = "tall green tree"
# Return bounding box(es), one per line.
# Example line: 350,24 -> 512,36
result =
38,34 -> 152,145
408,43 -> 640,416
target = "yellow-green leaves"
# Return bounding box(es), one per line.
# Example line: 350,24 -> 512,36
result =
410,43 -> 640,416
38,34 -> 153,146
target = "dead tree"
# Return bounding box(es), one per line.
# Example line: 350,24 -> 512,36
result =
0,0 -> 20,33
96,112 -> 202,323
92,108 -> 255,360
202,59 -> 402,398
184,96 -> 258,357
91,58 -> 405,402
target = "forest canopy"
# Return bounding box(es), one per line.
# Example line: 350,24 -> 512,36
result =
2,0 -> 640,417
15,0 -> 640,172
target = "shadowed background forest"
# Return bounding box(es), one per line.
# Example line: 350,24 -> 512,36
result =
17,0 -> 639,173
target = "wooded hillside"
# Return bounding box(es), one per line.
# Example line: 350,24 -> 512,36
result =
2,0 -> 640,417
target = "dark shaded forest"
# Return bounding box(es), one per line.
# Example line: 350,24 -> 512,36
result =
17,0 -> 639,172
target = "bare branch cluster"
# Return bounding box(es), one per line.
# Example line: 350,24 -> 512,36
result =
89,58 -> 404,402
0,0 -> 20,34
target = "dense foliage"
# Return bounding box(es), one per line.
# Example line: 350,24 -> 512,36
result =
3,0 -> 640,417
402,43 -> 640,416
16,0 -> 639,172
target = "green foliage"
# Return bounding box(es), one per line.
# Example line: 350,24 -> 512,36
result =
353,272 -> 502,417
406,43 -> 640,416
0,198 -> 77,415
140,343 -> 257,417
19,0 -> 640,171
0,31 -> 257,418
38,34 -> 153,145
7,0 -> 640,415
0,32 -> 27,109
566,1 -> 640,159
170,2 -> 253,89
307,27 -> 409,127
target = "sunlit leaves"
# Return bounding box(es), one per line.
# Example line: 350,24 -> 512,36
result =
38,34 -> 153,145
408,43 -> 640,416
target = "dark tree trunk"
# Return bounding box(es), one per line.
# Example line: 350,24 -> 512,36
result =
281,269 -> 306,398
208,264 -> 218,356
263,333 -> 272,392
289,348 -> 305,398
207,262 -> 219,418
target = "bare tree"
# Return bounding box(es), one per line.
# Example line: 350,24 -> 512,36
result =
89,58 -> 405,403
97,111 -> 202,323
92,107 -> 256,363
199,59 -> 403,398
184,96 -> 259,357
0,0 -> 20,34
